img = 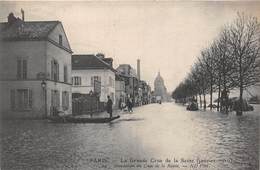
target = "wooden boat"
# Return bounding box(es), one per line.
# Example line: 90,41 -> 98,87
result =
49,115 -> 120,123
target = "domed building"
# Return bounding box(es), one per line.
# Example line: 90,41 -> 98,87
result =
154,72 -> 168,102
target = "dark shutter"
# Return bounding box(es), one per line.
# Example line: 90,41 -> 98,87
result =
57,91 -> 60,107
29,89 -> 32,108
64,66 -> 67,83
23,60 -> 27,79
51,60 -> 54,80
10,89 -> 15,110
57,63 -> 59,81
17,59 -> 22,79
62,91 -> 65,108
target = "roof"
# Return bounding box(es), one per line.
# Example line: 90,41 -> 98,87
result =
155,72 -> 164,83
0,20 -> 59,40
72,54 -> 116,72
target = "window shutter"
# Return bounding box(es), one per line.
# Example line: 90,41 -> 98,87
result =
64,66 -> 67,83
57,63 -> 59,81
51,60 -> 54,80
66,92 -> 70,108
23,60 -> 27,79
62,91 -> 65,108
28,89 -> 32,108
79,77 -> 81,85
10,89 -> 15,110
57,91 -> 60,107
17,59 -> 22,79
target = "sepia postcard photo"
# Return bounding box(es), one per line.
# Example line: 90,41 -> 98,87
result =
0,1 -> 259,170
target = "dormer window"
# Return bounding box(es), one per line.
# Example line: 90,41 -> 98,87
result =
59,34 -> 62,46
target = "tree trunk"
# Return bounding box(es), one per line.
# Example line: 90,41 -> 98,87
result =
237,56 -> 243,116
237,87 -> 243,116
203,93 -> 206,110
210,77 -> 213,111
199,94 -> 202,108
217,77 -> 221,111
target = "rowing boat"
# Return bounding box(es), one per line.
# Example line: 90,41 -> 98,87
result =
49,115 -> 120,123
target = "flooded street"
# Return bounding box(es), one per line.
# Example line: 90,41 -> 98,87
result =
1,103 -> 259,170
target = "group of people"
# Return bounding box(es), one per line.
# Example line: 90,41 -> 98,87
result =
119,97 -> 133,112
106,96 -> 134,118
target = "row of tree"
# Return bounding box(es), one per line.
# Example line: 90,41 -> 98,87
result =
172,13 -> 260,115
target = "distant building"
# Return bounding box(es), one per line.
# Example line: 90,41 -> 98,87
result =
139,80 -> 151,105
115,73 -> 126,109
71,54 -> 116,103
154,72 -> 168,102
116,64 -> 139,106
0,13 -> 73,118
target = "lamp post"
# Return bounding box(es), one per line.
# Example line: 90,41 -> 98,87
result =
41,80 -> 47,118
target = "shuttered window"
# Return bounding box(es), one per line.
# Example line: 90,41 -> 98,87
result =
72,76 -> 81,85
17,59 -> 27,79
17,59 -> 22,79
51,90 -> 60,107
15,89 -> 32,110
22,60 -> 27,79
62,91 -> 69,110
91,76 -> 101,86
10,89 -> 15,110
64,65 -> 68,83
51,59 -> 59,82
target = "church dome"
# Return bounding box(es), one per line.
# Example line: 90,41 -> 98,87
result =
154,72 -> 164,84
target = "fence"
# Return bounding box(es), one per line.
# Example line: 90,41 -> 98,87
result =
72,93 -> 105,115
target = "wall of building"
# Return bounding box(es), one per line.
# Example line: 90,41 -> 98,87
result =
72,69 -> 115,103
48,23 -> 71,51
46,25 -> 72,84
46,25 -> 72,115
45,80 -> 72,116
0,80 -> 46,118
0,41 -> 46,80
115,80 -> 126,108
0,23 -> 72,118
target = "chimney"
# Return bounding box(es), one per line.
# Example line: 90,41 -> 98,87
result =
137,59 -> 140,80
103,58 -> 113,67
21,8 -> 24,21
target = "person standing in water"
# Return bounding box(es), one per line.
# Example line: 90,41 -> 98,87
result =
107,96 -> 113,118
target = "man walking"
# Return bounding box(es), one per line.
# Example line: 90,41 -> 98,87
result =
107,96 -> 113,118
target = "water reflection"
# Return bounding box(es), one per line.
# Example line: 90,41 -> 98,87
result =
1,103 -> 259,170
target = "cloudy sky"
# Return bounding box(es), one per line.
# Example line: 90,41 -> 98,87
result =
1,1 -> 260,92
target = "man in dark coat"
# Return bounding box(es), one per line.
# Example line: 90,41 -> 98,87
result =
107,96 -> 113,118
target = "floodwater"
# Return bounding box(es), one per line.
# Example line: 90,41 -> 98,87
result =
1,103 -> 259,170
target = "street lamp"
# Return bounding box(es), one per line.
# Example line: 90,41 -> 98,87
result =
41,80 -> 46,89
41,80 -> 47,118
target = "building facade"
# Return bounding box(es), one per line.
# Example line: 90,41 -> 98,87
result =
116,64 -> 139,106
71,54 -> 116,103
0,13 -> 72,118
115,73 -> 126,109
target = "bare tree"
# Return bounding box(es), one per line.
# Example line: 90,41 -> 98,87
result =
228,13 -> 260,115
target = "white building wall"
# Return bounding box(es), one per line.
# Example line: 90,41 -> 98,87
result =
72,69 -> 115,103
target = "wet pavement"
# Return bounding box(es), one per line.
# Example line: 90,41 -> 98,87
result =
1,102 -> 259,170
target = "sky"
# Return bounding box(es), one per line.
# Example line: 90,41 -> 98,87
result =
1,1 -> 260,92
